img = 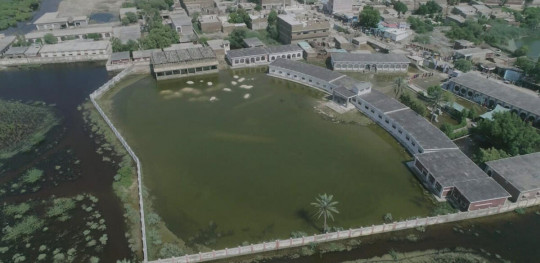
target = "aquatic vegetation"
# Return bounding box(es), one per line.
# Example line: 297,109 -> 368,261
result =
0,100 -> 59,159
21,169 -> 43,184
46,198 -> 76,218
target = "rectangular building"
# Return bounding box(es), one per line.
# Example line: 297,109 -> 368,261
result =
199,15 -> 221,33
170,14 -> 193,35
39,40 -> 110,58
450,178 -> 510,211
34,12 -> 88,30
485,152 -> 540,202
226,44 -> 303,68
150,47 -> 218,80
0,36 -> 16,56
25,26 -> 113,43
277,13 -> 330,44
327,0 -> 353,14
331,53 -> 410,72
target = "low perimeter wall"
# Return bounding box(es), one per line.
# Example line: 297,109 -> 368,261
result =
89,66 -> 149,262
0,54 -> 108,66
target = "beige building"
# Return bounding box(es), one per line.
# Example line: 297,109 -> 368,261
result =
260,0 -> 293,10
39,40 -> 111,58
277,13 -> 330,44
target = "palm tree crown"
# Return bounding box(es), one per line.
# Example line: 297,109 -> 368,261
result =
311,193 -> 339,232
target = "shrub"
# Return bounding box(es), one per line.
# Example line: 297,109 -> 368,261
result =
46,198 -> 76,218
384,213 -> 393,222
22,168 -> 43,184
159,243 -> 184,258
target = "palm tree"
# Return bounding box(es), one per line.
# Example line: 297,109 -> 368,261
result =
394,77 -> 407,98
311,193 -> 339,232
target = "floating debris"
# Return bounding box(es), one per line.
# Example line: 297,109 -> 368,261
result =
207,82 -> 213,86
186,81 -> 194,84
238,77 -> 245,82
243,93 -> 251,99
239,85 -> 253,89
231,81 -> 237,85
233,75 -> 239,79
159,90 -> 173,95
210,96 -> 218,102
223,88 -> 232,92
199,80 -> 203,82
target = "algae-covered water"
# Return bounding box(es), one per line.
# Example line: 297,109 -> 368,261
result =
107,69 -> 435,249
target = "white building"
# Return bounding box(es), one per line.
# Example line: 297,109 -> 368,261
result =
331,53 -> 410,72
383,28 -> 410,42
33,12 -> 88,30
225,44 -> 303,68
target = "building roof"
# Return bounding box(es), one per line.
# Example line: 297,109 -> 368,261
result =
132,49 -> 160,59
266,44 -> 303,54
170,14 -> 192,27
297,41 -> 315,53
226,47 -> 267,59
151,47 -> 216,65
113,25 -> 141,44
25,26 -> 113,39
0,36 -> 17,52
359,90 -> 408,113
34,12 -> 87,25
270,58 -> 344,82
207,39 -> 229,50
24,44 -> 41,56
199,15 -> 220,23
450,72 -> 540,116
479,105 -> 510,120
388,109 -> 457,151
4,46 -> 28,55
486,152 -> 540,192
40,40 -> 109,53
334,35 -> 348,44
111,51 -> 130,61
415,149 -> 486,188
331,53 -> 410,64
330,76 -> 371,92
243,37 -> 265,48
454,178 -> 510,203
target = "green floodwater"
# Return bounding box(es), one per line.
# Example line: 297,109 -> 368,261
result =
508,36 -> 540,60
107,69 -> 435,249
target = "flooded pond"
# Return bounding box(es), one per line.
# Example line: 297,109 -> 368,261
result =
105,69 -> 436,250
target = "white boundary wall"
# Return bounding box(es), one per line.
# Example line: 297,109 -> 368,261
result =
150,197 -> 540,263
89,65 -> 149,262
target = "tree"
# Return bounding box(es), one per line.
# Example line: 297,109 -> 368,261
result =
400,92 -> 427,116
227,28 -> 247,49
513,45 -> 529,57
427,85 -> 453,121
393,77 -> 407,98
228,8 -> 251,28
415,1 -> 442,15
311,193 -> 339,232
475,147 -> 510,164
515,56 -> 535,74
407,17 -> 434,33
43,33 -> 57,44
473,112 -> 540,155
266,9 -> 279,40
358,6 -> 380,28
453,58 -> 472,72
139,21 -> 179,49
393,1 -> 408,17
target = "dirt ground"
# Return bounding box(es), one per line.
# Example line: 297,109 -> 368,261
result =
57,0 -> 124,17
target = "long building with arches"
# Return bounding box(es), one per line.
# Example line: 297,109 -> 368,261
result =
330,53 -> 410,72
444,72 -> 540,127
226,44 -> 303,68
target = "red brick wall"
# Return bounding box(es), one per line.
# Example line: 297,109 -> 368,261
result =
468,198 -> 507,211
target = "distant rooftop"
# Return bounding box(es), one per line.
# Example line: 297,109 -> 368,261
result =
332,53 -> 410,63
388,109 -> 457,151
151,47 -> 216,66
25,26 -> 113,39
486,152 -> 540,192
0,36 -> 16,52
450,72 -> 540,117
266,44 -> 302,54
111,51 -> 130,61
415,149 -> 486,188
243,37 -> 265,48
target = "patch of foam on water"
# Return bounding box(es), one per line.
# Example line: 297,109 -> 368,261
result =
180,87 -> 202,95
243,93 -> 251,99
159,90 -> 173,95
231,81 -> 237,85
186,81 -> 194,84
223,88 -> 232,92
238,77 -> 245,82
233,75 -> 239,79
239,85 -> 253,89
188,96 -> 210,102
210,96 -> 218,102
199,80 -> 203,82
207,82 -> 213,86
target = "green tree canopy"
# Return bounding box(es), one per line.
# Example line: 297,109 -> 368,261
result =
473,112 -> 540,156
415,0 -> 442,15
407,17 -> 434,33
358,6 -> 380,28
228,8 -> 252,28
513,45 -> 529,57
311,193 -> 339,232
139,21 -> 179,49
227,28 -> 248,49
393,1 -> 408,17
454,58 -> 472,72
475,147 -> 510,164
43,33 -> 58,44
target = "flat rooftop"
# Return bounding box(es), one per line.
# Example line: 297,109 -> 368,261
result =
486,152 -> 540,192
359,90 -> 408,113
0,36 -> 17,52
25,26 -> 113,39
113,25 -> 141,44
332,53 -> 410,63
454,178 -> 510,203
415,149 -> 486,188
39,40 -> 109,53
266,44 -> 303,54
243,37 -> 265,47
388,109 -> 457,151
330,76 -> 371,92
270,58 -> 344,82
151,47 -> 216,65
454,48 -> 491,56
450,72 -> 540,117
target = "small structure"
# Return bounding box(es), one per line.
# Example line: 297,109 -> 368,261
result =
249,14 -> 268,30
352,36 -> 367,45
39,40 -> 111,58
199,15 -> 221,33
266,44 -> 303,62
24,44 -> 42,57
2,46 -> 28,59
331,53 -> 410,72
243,37 -> 266,48
297,41 -> 316,59
226,47 -> 268,68
454,40 -> 474,50
206,39 -> 230,57
34,12 -> 88,30
453,48 -> 493,61
449,178 -> 510,211
453,5 -> 477,18
446,15 -> 466,25
479,105 -> 510,121
110,51 -> 131,65
25,26 -> 113,43
170,14 -> 193,35
150,47 -> 218,80
221,20 -> 247,34
0,36 -> 16,56
277,13 -> 330,44
485,152 -> 540,202
382,28 -> 410,42
132,49 -> 160,64
334,35 -> 352,50
327,0 -> 353,14
113,25 -> 141,44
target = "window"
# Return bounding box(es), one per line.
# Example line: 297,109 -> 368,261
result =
181,69 -> 188,74
392,124 -> 396,129
279,71 -> 282,74
378,115 -> 382,119
371,110 -> 375,113
271,69 -> 275,73
365,106 -> 369,110
294,75 -> 297,78
398,129 -> 402,134
406,136 -> 410,141
173,70 -> 180,74
157,72 -> 164,76
188,68 -> 195,73
435,183 -> 442,192
411,141 -> 416,146
385,119 -> 389,124
308,79 -> 312,82
196,67 -> 202,72
302,77 -> 305,80
287,73 -> 290,76
256,57 -> 260,61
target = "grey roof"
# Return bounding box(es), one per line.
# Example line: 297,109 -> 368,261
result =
486,152 -> 540,192
111,51 -> 130,61
450,72 -> 540,116
270,58 -> 343,82
334,86 -> 357,98
331,53 -> 410,64
4,46 -> 28,55
113,25 -> 141,44
151,47 -> 216,65
415,149 -> 486,188
24,44 -> 41,56
388,109 -> 457,150
226,47 -> 268,58
359,90 -> 408,113
39,40 -> 109,53
34,12 -> 87,24
330,76 -> 371,92
454,178 -> 510,203
0,36 -> 16,52
170,14 -> 192,26
25,26 -> 112,39
133,49 -> 160,59
266,44 -> 303,54
243,37 -> 265,47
